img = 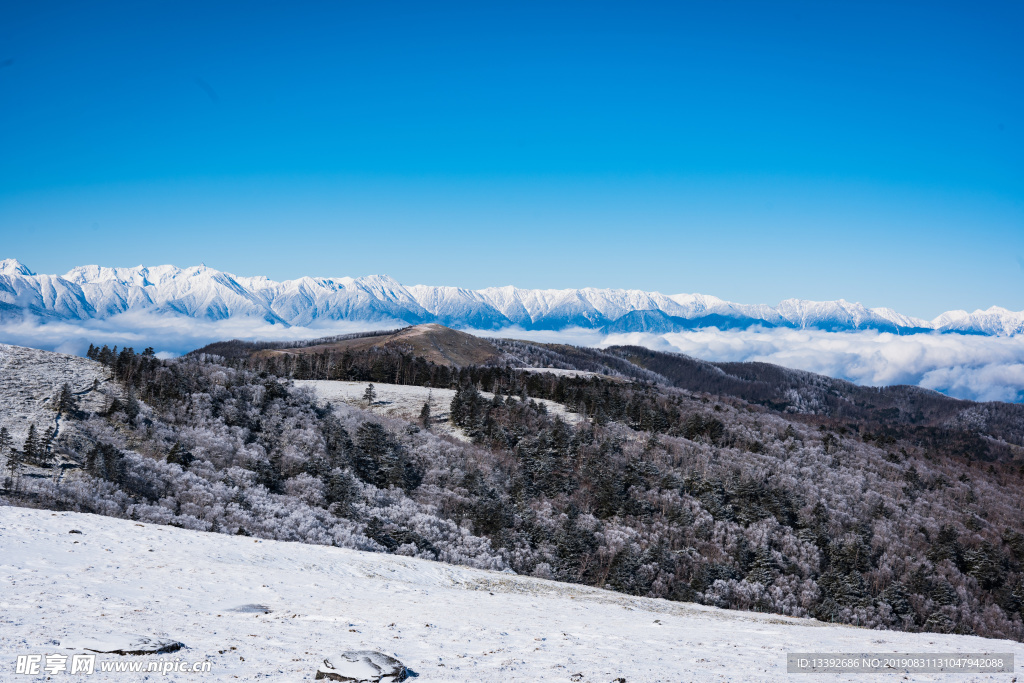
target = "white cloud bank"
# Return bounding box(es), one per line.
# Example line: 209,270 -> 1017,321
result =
601,327 -> 1024,403
473,326 -> 1024,403
3,315 -> 1024,403
0,312 -> 398,359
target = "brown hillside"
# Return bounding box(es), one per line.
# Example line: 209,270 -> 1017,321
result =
260,324 -> 499,368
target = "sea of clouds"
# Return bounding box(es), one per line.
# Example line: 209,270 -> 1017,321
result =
475,326 -> 1024,404
0,313 -> 391,360
3,315 -> 1024,403
622,328 -> 1024,403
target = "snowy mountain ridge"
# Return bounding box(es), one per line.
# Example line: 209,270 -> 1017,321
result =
1,258 -> 1020,336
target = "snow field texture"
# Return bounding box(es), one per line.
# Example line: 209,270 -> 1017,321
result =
2,507 -> 1022,682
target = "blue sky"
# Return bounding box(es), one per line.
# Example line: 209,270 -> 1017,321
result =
0,0 -> 1021,319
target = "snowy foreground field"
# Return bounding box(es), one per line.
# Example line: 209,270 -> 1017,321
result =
2,507 -> 1021,681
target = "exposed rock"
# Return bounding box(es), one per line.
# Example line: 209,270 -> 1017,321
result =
60,634 -> 184,656
315,651 -> 408,682
228,603 -> 272,613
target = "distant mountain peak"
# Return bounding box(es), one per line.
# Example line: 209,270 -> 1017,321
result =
0,258 -> 33,276
1,259 -> 1022,337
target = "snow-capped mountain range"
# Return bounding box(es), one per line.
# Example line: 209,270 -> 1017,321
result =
2,258 -> 1023,336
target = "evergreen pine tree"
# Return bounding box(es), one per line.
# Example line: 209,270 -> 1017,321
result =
746,547 -> 777,586
39,428 -> 52,466
1,426 -> 17,488
166,443 -> 194,469
363,383 -> 376,405
22,424 -> 40,466
419,399 -> 431,429
55,382 -> 77,414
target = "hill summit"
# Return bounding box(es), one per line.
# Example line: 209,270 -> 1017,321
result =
256,324 -> 500,368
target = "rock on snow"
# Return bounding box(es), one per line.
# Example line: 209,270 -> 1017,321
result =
316,651 -> 408,682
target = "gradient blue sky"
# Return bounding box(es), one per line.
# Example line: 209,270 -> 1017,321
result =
0,0 -> 1021,319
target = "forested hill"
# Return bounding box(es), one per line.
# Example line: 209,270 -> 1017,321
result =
201,328 -> 1024,463
3,329 -> 1024,642
605,344 -> 1024,462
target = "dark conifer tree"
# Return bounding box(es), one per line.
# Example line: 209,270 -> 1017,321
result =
22,424 -> 41,466
419,399 -> 431,429
1,426 -> 17,487
55,383 -> 77,414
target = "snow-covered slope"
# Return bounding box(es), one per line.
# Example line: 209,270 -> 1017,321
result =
3,506 -> 1020,682
1,259 -> 1019,335
0,343 -> 112,448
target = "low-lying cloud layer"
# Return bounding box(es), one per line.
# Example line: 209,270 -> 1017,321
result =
3,315 -> 1023,403
478,326 -> 1024,404
0,313 -> 396,360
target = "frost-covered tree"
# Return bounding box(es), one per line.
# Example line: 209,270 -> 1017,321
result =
419,399 -> 431,429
